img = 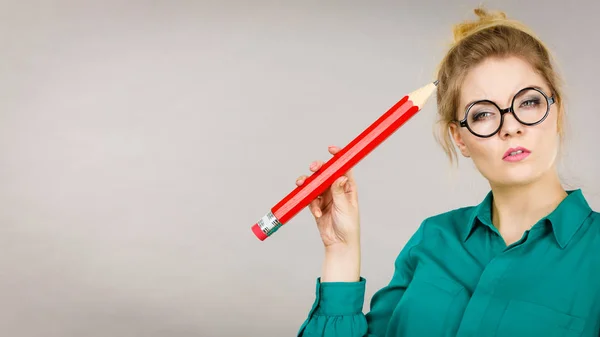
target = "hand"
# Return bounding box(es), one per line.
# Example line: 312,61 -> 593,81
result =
296,145 -> 361,250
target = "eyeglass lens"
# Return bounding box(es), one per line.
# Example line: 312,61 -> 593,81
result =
466,88 -> 548,136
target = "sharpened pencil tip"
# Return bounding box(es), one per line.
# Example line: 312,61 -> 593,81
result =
408,80 -> 438,108
434,80 -> 439,86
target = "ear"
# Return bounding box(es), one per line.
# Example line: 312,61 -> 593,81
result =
449,122 -> 471,158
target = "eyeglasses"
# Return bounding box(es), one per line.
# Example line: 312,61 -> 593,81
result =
456,87 -> 555,138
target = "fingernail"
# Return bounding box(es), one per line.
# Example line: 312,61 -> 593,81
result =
310,162 -> 316,169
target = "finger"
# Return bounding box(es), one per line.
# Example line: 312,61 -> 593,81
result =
296,175 -> 308,186
309,198 -> 322,218
309,160 -> 324,172
343,178 -> 354,194
344,167 -> 355,182
328,145 -> 341,155
342,172 -> 358,205
319,187 -> 333,210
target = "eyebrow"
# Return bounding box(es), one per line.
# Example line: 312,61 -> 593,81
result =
462,85 -> 549,111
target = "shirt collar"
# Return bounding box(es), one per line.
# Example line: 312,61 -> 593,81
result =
463,190 -> 494,242
547,189 -> 593,248
462,189 -> 593,248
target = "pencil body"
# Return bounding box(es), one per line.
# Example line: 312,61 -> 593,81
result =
251,81 -> 437,241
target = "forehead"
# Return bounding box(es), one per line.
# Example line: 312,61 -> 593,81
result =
460,56 -> 549,106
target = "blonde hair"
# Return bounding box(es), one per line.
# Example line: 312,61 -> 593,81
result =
435,7 -> 565,165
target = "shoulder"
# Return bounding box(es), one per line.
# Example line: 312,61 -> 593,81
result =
417,205 -> 477,240
390,206 -> 474,249
590,210 -> 600,222
580,189 -> 600,229
587,210 -> 600,231
424,205 -> 476,226
391,206 -> 477,267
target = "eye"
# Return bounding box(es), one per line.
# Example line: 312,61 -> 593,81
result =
472,111 -> 495,121
520,98 -> 541,108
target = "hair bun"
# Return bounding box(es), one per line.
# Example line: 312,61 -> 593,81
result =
452,7 -> 508,44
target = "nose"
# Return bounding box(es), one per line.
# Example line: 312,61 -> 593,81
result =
499,111 -> 523,139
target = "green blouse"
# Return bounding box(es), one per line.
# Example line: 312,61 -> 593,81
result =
297,189 -> 600,337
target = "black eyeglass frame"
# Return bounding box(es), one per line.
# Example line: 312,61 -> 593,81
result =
455,87 -> 556,138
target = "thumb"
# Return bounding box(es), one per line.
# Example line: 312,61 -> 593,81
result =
330,175 -> 349,203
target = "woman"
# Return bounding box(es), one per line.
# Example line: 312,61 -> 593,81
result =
294,7 -> 600,337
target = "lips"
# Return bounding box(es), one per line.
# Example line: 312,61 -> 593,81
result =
503,146 -> 531,159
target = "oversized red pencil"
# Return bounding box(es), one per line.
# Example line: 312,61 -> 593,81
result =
251,80 -> 439,241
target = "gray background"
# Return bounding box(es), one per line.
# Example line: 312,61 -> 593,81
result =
1,1 -> 599,336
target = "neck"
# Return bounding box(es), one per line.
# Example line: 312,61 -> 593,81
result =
490,169 -> 567,236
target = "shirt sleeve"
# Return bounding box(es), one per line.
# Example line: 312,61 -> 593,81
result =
296,220 -> 427,337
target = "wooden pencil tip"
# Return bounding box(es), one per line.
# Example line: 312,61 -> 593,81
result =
407,81 -> 438,109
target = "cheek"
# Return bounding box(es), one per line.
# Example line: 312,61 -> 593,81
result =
543,106 -> 561,134
465,137 -> 499,160
534,112 -> 560,147
465,139 -> 500,179
543,110 -> 559,131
